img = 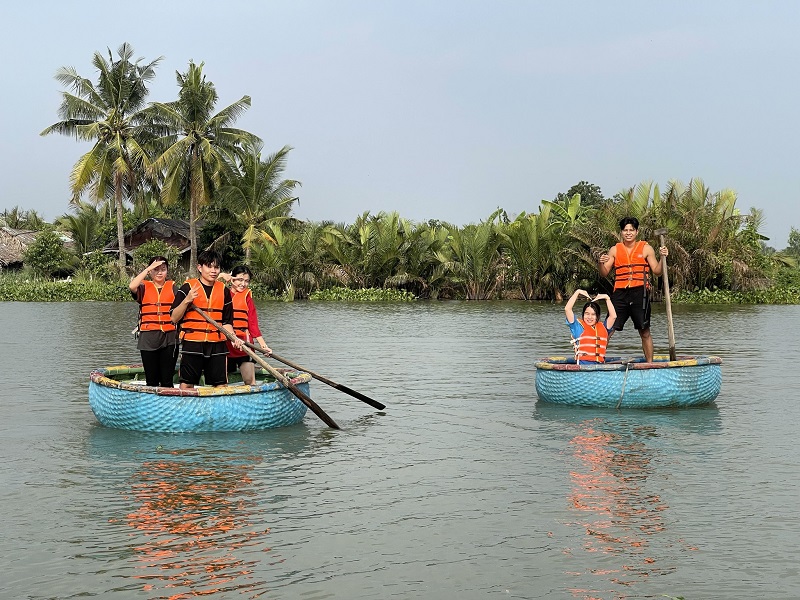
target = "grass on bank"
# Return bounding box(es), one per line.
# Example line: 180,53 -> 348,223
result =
0,271 -> 797,303
0,273 -> 418,302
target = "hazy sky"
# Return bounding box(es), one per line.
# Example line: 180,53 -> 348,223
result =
4,1 -> 798,246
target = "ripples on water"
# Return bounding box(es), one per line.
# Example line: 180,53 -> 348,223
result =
1,301 -> 800,599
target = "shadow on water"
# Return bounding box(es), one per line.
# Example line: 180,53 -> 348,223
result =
85,425 -> 337,599
533,403 -> 722,598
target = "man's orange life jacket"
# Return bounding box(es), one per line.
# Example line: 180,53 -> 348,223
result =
574,318 -> 608,363
613,241 -> 650,290
231,288 -> 252,340
139,280 -> 176,332
179,279 -> 225,342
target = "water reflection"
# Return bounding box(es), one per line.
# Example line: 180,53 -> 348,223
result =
88,426 -> 315,599
534,405 -> 721,598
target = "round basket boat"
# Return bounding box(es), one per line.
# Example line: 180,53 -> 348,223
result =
534,355 -> 722,408
89,365 -> 311,432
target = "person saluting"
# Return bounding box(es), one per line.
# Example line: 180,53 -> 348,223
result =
598,217 -> 668,363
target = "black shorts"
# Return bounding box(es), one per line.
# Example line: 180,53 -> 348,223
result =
227,354 -> 255,373
179,342 -> 228,386
611,286 -> 651,332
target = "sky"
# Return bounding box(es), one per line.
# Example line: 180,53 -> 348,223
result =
3,0 -> 799,247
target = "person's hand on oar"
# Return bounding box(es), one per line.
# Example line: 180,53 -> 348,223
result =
253,336 -> 271,355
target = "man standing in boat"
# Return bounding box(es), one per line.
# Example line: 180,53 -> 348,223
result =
170,250 -> 243,389
598,217 -> 668,363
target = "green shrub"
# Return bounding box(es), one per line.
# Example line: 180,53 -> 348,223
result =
23,230 -> 76,277
309,287 -> 417,301
673,286 -> 800,304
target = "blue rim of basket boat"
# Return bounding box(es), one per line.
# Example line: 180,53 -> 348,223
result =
89,364 -> 312,396
534,355 -> 723,372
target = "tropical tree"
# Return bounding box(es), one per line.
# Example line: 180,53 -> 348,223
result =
215,143 -> 300,263
250,222 -> 333,299
148,61 -> 260,269
438,220 -> 503,300
41,43 -> 162,271
322,212 -> 408,288
554,181 -> 606,207
0,206 -> 47,230
499,206 -> 569,300
56,201 -> 103,255
385,221 -> 451,299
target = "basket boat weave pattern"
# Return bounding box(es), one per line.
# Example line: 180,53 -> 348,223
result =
534,355 -> 722,408
89,365 -> 310,431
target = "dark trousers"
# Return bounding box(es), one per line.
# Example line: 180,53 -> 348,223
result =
140,345 -> 178,387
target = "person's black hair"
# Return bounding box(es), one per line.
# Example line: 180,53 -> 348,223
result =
231,265 -> 253,278
197,250 -> 222,267
619,216 -> 639,231
582,301 -> 602,320
149,255 -> 168,266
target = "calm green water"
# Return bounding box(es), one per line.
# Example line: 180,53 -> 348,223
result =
1,301 -> 799,599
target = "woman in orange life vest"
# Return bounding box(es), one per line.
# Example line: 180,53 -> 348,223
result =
598,217 -> 668,363
129,256 -> 180,387
565,289 -> 617,364
218,265 -> 272,385
170,250 -> 243,390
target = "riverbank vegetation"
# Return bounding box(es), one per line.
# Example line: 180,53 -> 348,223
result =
2,44 -> 798,304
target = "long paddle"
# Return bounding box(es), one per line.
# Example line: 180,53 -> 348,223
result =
654,228 -> 677,361
240,340 -> 385,411
188,306 -> 340,429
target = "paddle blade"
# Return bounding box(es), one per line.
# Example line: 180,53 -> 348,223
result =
334,384 -> 386,410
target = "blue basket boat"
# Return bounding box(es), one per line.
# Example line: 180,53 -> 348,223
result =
534,355 -> 722,408
88,365 -> 311,432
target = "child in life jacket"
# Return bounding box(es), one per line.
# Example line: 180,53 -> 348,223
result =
565,289 -> 617,364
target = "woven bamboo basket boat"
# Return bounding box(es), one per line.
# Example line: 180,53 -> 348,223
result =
88,365 -> 311,432
534,355 -> 722,408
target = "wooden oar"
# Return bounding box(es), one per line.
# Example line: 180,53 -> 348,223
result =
654,228 -> 677,361
188,306 -> 340,429
241,340 -> 386,411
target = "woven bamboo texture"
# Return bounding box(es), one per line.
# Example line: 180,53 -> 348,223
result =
534,355 -> 722,408
88,365 -> 310,431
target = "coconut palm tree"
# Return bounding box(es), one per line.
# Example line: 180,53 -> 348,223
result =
148,61 -> 260,269
215,143 -> 300,263
56,201 -> 103,255
41,43 -> 162,270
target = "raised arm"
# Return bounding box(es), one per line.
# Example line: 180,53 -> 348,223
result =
129,259 -> 165,293
565,289 -> 589,324
594,293 -> 617,330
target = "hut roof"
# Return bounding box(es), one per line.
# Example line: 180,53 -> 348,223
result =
0,227 -> 39,267
103,218 -> 202,256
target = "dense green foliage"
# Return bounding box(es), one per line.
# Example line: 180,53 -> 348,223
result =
10,43 -> 799,304
0,275 -> 130,302
309,287 -> 417,302
22,230 -> 76,277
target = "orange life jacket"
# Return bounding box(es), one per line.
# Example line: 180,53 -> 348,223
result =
613,241 -> 650,290
231,288 -> 252,340
574,318 -> 608,363
138,280 -> 176,332
179,279 -> 226,342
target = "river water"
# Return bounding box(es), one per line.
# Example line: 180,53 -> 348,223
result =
1,300 -> 798,600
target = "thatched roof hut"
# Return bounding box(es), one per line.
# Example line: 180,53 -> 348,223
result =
0,227 -> 39,270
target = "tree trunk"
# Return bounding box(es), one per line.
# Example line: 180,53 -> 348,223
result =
189,195 -> 198,274
115,176 -> 127,273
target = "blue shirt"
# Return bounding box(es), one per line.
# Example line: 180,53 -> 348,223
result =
566,317 -> 612,340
